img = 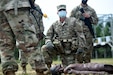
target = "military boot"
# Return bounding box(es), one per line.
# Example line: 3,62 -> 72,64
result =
21,62 -> 28,75
36,69 -> 46,75
4,71 -> 15,75
22,65 -> 27,75
34,59 -> 50,75
44,64 -> 51,75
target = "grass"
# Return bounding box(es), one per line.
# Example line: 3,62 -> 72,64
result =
91,58 -> 113,65
0,58 -> 113,75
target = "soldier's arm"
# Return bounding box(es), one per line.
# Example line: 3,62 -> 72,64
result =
74,20 -> 86,48
45,24 -> 55,43
39,18 -> 44,33
70,7 -> 78,18
35,4 -> 44,33
38,7 -> 44,33
90,9 -> 98,25
34,4 -> 45,40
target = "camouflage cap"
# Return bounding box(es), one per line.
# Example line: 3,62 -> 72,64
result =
57,4 -> 66,11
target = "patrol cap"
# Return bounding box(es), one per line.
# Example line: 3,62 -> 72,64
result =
57,4 -> 66,11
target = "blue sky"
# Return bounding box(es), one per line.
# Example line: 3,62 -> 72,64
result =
35,0 -> 113,34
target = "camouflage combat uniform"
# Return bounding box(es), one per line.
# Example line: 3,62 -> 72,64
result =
21,4 -> 44,70
0,0 -> 46,75
70,4 -> 98,63
41,16 -> 86,69
19,3 -> 46,75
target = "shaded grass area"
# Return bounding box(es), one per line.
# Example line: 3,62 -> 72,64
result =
0,58 -> 113,75
91,58 -> 113,65
52,58 -> 113,65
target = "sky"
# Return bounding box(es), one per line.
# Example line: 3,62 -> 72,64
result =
35,0 -> 113,34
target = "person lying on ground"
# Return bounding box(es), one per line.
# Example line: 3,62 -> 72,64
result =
50,63 -> 113,75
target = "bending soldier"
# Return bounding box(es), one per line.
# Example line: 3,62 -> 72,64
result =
41,4 -> 86,75
70,0 -> 98,63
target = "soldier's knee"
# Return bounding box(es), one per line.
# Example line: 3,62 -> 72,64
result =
41,44 -> 54,51
41,45 -> 47,51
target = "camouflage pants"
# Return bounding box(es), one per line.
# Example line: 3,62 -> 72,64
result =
0,8 -> 46,73
41,42 -> 77,68
19,49 -> 28,67
84,31 -> 93,63
19,39 -> 46,70
77,30 -> 93,63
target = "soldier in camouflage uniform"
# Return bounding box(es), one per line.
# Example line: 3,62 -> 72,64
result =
41,4 -> 86,75
19,0 -> 45,74
70,0 -> 98,63
0,0 -> 47,75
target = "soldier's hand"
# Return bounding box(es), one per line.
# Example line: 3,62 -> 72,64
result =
64,64 -> 76,74
76,48 -> 84,54
80,8 -> 90,18
83,13 -> 90,18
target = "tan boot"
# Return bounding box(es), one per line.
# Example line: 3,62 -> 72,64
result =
22,65 -> 27,75
44,64 -> 51,75
4,71 -> 15,75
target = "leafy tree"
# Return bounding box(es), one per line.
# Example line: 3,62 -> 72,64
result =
95,23 -> 103,37
104,22 -> 111,36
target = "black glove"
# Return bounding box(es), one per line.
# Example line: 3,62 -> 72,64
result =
76,48 -> 84,54
46,41 -> 54,47
50,64 -> 63,75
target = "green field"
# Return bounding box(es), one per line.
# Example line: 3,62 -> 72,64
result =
0,58 -> 113,75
